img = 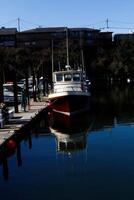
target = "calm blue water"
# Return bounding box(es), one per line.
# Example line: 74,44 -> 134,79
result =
1,86 -> 134,200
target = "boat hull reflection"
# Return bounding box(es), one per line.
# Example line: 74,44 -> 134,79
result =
49,111 -> 91,152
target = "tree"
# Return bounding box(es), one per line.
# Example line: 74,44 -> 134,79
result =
0,47 -> 6,103
90,47 -> 113,84
109,38 -> 134,82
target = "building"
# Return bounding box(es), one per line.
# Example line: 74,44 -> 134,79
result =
0,26 -> 113,50
114,33 -> 134,44
16,27 -> 66,48
16,27 -> 102,49
0,27 -> 17,47
98,31 -> 113,47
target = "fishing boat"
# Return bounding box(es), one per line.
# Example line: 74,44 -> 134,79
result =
48,28 -> 90,116
48,66 -> 90,116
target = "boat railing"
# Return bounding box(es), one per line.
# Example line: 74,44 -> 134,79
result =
49,86 -> 89,94
49,78 -> 90,94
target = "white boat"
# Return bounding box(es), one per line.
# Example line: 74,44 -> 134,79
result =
48,66 -> 90,116
48,28 -> 90,116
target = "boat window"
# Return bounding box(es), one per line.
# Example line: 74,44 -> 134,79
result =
73,73 -> 80,81
64,74 -> 72,81
56,74 -> 63,82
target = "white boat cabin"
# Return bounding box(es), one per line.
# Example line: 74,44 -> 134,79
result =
52,69 -> 88,93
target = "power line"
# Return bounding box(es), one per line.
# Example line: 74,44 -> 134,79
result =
20,20 -> 32,31
109,26 -> 134,30
0,18 -> 18,27
109,19 -> 134,25
20,18 -> 42,28
1,18 -> 134,32
0,18 -> 43,31
88,20 -> 106,26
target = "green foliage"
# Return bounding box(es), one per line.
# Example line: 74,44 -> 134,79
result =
109,38 -> 134,79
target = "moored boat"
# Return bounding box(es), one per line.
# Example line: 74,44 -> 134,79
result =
48,66 -> 90,116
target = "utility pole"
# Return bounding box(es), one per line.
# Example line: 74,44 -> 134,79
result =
106,18 -> 109,29
17,18 -> 20,32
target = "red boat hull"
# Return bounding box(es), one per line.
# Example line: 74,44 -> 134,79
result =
49,95 -> 90,116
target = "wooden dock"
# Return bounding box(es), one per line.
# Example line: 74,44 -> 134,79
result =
0,98 -> 48,146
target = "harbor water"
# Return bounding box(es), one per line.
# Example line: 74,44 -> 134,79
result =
0,86 -> 134,199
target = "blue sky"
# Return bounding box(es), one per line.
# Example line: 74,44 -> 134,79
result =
1,0 -> 134,33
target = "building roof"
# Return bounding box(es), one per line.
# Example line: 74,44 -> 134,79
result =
0,27 -> 17,35
20,27 -> 100,34
100,31 -> 113,34
69,27 -> 100,32
21,27 -> 67,33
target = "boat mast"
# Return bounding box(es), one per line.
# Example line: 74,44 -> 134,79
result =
66,28 -> 70,66
51,39 -> 54,84
80,33 -> 85,71
51,39 -> 54,74
81,49 -> 85,71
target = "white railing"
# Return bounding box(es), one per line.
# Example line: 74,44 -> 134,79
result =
54,83 -> 82,93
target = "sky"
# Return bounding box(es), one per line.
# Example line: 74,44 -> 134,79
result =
1,0 -> 134,34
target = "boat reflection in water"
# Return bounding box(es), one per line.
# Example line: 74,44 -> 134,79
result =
49,111 -> 91,152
